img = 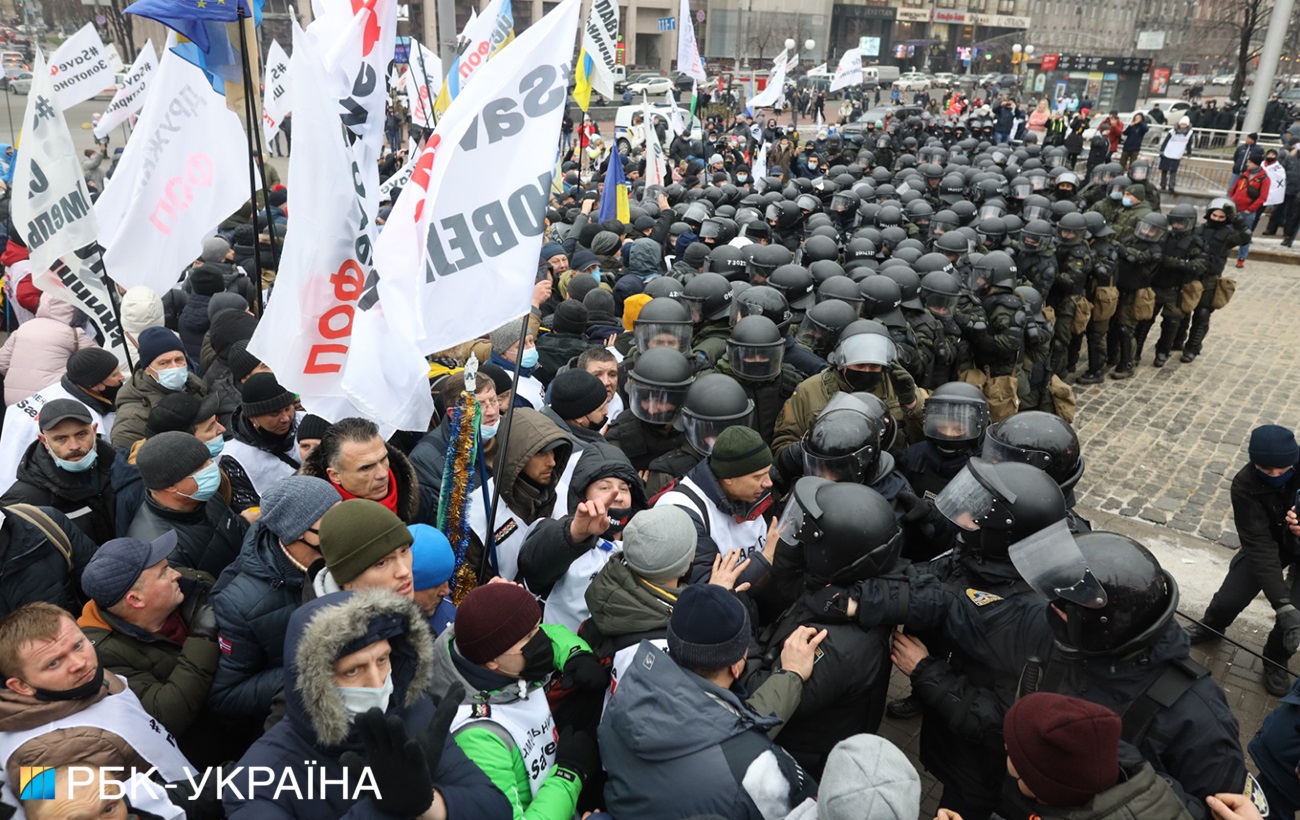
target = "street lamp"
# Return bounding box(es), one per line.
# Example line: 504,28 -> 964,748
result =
785,38 -> 796,52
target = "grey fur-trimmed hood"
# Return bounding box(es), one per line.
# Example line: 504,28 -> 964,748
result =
284,589 -> 435,748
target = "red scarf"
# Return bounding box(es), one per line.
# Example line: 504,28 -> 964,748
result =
335,469 -> 400,516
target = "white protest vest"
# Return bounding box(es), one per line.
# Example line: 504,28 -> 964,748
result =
451,685 -> 556,798
543,539 -> 622,633
1162,129 -> 1192,161
0,682 -> 192,818
220,439 -> 300,500
1265,162 -> 1287,206
549,453 -> 582,519
656,475 -> 767,558
0,380 -> 115,492
514,374 -> 545,410
469,479 -> 535,582
605,637 -> 669,713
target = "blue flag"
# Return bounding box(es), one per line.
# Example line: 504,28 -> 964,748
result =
598,139 -> 630,223
125,0 -> 263,90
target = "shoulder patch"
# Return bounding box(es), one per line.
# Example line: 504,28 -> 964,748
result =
1244,773 -> 1270,817
493,518 -> 519,544
471,702 -> 491,719
966,589 -> 1004,607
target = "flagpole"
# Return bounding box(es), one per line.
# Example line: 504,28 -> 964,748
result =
482,311 -> 532,578
99,259 -> 136,372
235,7 -> 277,316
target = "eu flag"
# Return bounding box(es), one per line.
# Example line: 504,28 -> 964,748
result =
124,0 -> 262,47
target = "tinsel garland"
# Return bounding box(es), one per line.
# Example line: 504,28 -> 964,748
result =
437,391 -> 480,604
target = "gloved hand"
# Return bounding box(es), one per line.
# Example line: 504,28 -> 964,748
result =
1277,604 -> 1300,655
562,652 -> 610,693
807,586 -> 854,624
1025,324 -> 1044,345
419,682 -> 465,779
895,491 -> 932,525
341,709 -> 434,817
554,727 -> 600,784
888,364 -> 917,407
188,602 -> 219,642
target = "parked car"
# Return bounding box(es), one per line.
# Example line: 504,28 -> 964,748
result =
893,72 -> 931,92
9,71 -> 32,94
612,103 -> 701,155
1210,74 -> 1236,86
930,72 -> 959,90
627,75 -> 674,97
616,71 -> 659,93
840,105 -> 928,138
984,73 -> 1020,90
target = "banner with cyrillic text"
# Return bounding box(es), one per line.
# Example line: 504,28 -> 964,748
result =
261,40 -> 292,147
95,42 -> 157,139
49,23 -> 115,110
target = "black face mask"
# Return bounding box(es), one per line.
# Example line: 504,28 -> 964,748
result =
843,369 -> 883,392
28,664 -> 105,702
602,506 -> 632,539
519,631 -> 554,684
97,383 -> 122,403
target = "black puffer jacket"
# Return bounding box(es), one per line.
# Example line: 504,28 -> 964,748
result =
0,505 -> 97,617
0,439 -> 117,544
128,493 -> 247,578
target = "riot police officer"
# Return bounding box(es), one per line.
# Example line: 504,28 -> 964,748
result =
706,315 -> 802,443
605,347 -> 694,471
1050,211 -> 1094,375
961,251 -> 1025,422
1110,212 -> 1165,378
681,272 -> 735,370
644,373 -> 754,495
982,410 -> 1089,533
899,381 -> 990,500
1075,211 -> 1120,384
1145,203 -> 1206,367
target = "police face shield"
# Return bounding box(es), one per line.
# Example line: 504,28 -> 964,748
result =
1056,225 -> 1084,243
634,319 -> 693,352
794,313 -> 844,358
832,332 -> 895,369
699,219 -> 727,242
776,477 -> 831,545
982,428 -> 1058,474
682,409 -> 754,456
1020,231 -> 1048,252
877,136 -> 892,149
965,265 -> 991,294
924,402 -> 988,451
830,194 -> 857,221
1134,219 -> 1167,243
802,432 -> 877,483
627,380 -> 689,424
1089,165 -> 1109,185
726,336 -> 785,380
1128,163 -> 1148,182
1009,180 -> 1032,200
1021,202 -> 1051,222
977,202 -> 1005,221
930,216 -> 958,237
923,289 -> 959,316
1169,214 -> 1195,233
1028,175 -> 1049,192
933,458 -> 1013,531
1009,519 -> 1108,608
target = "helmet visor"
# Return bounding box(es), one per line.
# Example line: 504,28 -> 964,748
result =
634,321 -> 693,353
679,295 -> 710,324
982,430 -> 1052,473
776,477 -> 830,545
726,339 -> 785,380
977,202 -> 1005,221
683,410 -> 752,455
924,402 -> 987,444
934,465 -> 997,530
1009,519 -> 1108,608
1134,220 -> 1167,243
1028,175 -> 1049,191
1021,204 -> 1050,222
627,380 -> 689,424
802,440 -> 874,483
834,332 -> 895,367
1009,181 -> 1032,199
795,314 -> 844,357
965,265 -> 991,293
923,291 -> 958,316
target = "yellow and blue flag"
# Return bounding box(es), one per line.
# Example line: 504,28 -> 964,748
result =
574,48 -> 597,111
598,139 -> 630,223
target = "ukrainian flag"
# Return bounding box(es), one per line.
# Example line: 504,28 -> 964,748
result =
598,140 -> 630,223
574,48 -> 597,112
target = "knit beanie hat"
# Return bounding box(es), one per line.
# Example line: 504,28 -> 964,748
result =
478,363 -> 512,395
409,524 -> 455,589
567,274 -> 599,304
548,369 -> 607,420
121,286 -> 164,341
146,392 -> 220,435
816,734 -> 921,820
189,264 -> 227,296
227,339 -> 263,383
683,242 -> 710,267
241,373 -> 295,416
454,582 -> 542,664
64,348 -> 120,388
622,293 -> 653,331
623,506 -> 696,582
490,319 -> 526,355
584,287 -> 616,317
600,218 -> 626,237
571,249 -> 599,272
577,223 -> 603,250
591,231 -> 622,256
551,301 -> 589,335
1250,424 -> 1299,468
297,413 -> 330,442
207,292 -> 248,321
1004,692 -> 1122,807
667,583 -> 750,671
319,499 -> 414,587
710,426 -> 773,479
260,475 -> 340,543
137,431 -> 210,490
540,241 -> 567,264
137,327 -> 185,371
209,311 -> 258,360
200,236 -> 231,263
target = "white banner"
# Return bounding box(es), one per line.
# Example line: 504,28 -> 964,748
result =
95,42 -> 157,139
830,47 -> 861,92
251,22 -> 431,432
306,0 -> 397,156
261,40 -> 292,146
643,95 -> 668,188
406,38 -> 440,128
95,50 -> 254,295
581,0 -> 618,99
12,50 -> 128,366
751,140 -> 767,179
379,141 -> 418,198
48,23 -> 115,110
434,0 -> 513,118
665,87 -> 686,134
676,0 -> 706,83
750,57 -> 786,109
374,0 -> 580,355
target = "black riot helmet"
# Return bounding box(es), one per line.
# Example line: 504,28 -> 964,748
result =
747,243 -> 790,283
934,458 -> 1067,559
1032,531 -> 1177,658
681,272 -> 734,324
1020,194 -> 1052,223
1128,159 -> 1150,183
633,297 -> 694,353
930,209 -> 960,237
879,226 -> 908,253
935,230 -> 969,262
779,478 -> 901,586
802,235 -> 841,264
796,299 -> 860,358
643,277 -> 684,299
726,315 -> 786,381
707,244 -> 749,281
1134,211 -> 1168,244
768,265 -> 816,310
924,382 -> 990,455
915,252 -> 955,276
676,373 -> 755,455
1055,211 -> 1089,245
840,391 -> 898,453
976,216 -> 1008,246
816,275 -> 865,311
830,190 -> 861,224
809,259 -> 847,286
858,275 -> 903,320
939,174 -> 967,204
1083,210 -> 1113,239
767,200 -> 802,229
730,284 -> 793,332
875,205 -> 904,228
876,268 -> 920,312
1168,203 -> 1197,234
920,270 -> 961,316
627,347 -> 694,424
968,250 -> 1017,294
845,237 -> 876,261
983,410 -> 1084,492
699,217 -> 739,246
801,410 -> 883,485
1019,219 -> 1054,252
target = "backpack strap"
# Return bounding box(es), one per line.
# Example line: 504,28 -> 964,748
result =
1118,656 -> 1206,748
660,482 -> 712,538
3,504 -> 73,570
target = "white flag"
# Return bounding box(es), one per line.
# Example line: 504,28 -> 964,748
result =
250,22 -> 431,432
95,50 -> 254,295
676,0 -> 706,83
643,95 -> 668,189
12,50 -> 128,365
95,42 -> 157,139
306,0 -> 398,155
379,145 -> 419,199
751,141 -> 768,179
261,40 -> 292,146
406,38 -> 441,129
750,57 -> 787,109
830,48 -> 862,92
374,0 -> 580,355
579,0 -> 618,99
665,88 -> 686,135
48,24 -> 115,110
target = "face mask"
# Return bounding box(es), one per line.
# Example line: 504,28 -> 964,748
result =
590,269 -> 602,282
30,664 -> 105,702
1109,190 -> 1123,201
98,383 -> 121,403
48,445 -> 97,473
339,670 -> 395,720
153,365 -> 189,392
603,506 -> 632,539
1258,466 -> 1295,488
843,369 -> 883,392
1121,197 -> 1136,208
520,347 -> 539,370
180,462 -> 221,501
480,419 -> 500,441
205,435 -> 225,459
737,174 -> 748,182
520,631 -> 554,684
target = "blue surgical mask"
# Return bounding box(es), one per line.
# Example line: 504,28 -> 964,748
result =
591,268 -> 602,282
339,671 -> 395,720
180,462 -> 221,501
1258,466 -> 1295,488
1109,190 -> 1123,201
153,365 -> 189,392
480,419 -> 500,440
48,445 -> 96,473
205,435 -> 225,459
737,174 -> 748,182
1121,196 -> 1136,208
520,347 -> 539,370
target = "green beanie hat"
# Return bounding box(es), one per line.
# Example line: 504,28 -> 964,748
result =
709,426 -> 773,479
318,499 -> 413,586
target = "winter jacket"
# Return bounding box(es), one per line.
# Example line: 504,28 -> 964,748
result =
495,408 -> 574,526
0,504 -> 97,618
111,368 -> 210,450
209,522 -> 308,720
1228,461 -> 1300,609
773,367 -> 925,457
226,590 -> 513,819
1121,120 -> 1149,152
658,459 -> 774,590
1021,756 -> 1193,820
129,492 -> 248,579
579,555 -> 678,660
604,411 -> 684,472
219,408 -> 301,513
300,439 -> 422,524
1229,167 -> 1270,213
0,438 -> 117,544
600,641 -> 818,819
177,292 -> 214,369
1249,676 -> 1300,810
0,294 -> 98,405
533,331 -> 592,387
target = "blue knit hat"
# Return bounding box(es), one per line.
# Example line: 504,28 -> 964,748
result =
137,326 -> 184,370
409,524 -> 455,589
667,583 -> 751,671
1249,425 -> 1299,468
540,241 -> 568,264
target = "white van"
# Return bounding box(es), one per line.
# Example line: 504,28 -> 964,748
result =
863,65 -> 900,88
613,104 -> 702,154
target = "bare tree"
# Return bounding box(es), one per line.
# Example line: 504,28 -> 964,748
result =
1198,0 -> 1267,100
748,16 -> 779,62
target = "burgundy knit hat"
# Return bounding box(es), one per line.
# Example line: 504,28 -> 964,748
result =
1004,693 -> 1122,807
453,583 -> 542,664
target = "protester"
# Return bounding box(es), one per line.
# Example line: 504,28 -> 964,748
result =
409,523 -> 457,636
112,327 -> 211,449
219,373 -> 301,513
0,293 -> 99,405
301,417 -> 422,524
